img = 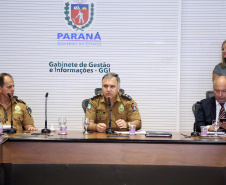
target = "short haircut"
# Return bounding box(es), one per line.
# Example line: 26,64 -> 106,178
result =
0,73 -> 13,87
102,72 -> 120,86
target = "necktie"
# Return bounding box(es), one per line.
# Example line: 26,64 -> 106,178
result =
218,103 -> 225,120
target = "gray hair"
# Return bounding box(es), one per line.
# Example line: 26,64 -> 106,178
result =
102,72 -> 120,86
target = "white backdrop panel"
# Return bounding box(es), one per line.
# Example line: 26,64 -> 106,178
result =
0,0 -> 179,131
1,0 -> 225,132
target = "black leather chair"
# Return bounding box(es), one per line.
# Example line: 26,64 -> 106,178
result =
206,90 -> 214,99
94,88 -> 125,95
192,90 -> 214,117
192,101 -> 201,117
82,99 -> 90,113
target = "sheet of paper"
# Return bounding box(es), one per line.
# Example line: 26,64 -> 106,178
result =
207,131 -> 225,136
3,125 -> 11,131
115,130 -> 146,135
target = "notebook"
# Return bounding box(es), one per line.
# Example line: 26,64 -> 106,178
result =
145,131 -> 172,137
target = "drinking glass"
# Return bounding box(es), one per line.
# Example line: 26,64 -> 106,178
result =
212,120 -> 220,136
83,117 -> 90,135
129,125 -> 136,135
58,117 -> 67,134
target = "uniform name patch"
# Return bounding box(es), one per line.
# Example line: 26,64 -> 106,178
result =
96,111 -> 105,114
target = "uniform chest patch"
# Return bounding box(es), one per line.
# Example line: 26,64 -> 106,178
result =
119,104 -> 124,112
87,104 -> 92,110
15,105 -> 21,111
131,103 -> 137,111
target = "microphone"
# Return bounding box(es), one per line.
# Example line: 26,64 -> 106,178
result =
7,93 -> 17,133
106,97 -> 114,134
41,92 -> 51,133
108,97 -> 111,107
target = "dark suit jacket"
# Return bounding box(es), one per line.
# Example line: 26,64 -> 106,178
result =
195,97 -> 216,132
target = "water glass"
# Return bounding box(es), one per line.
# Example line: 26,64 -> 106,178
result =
58,117 -> 67,135
129,125 -> 136,135
212,120 -> 220,136
200,126 -> 208,136
83,117 -> 90,135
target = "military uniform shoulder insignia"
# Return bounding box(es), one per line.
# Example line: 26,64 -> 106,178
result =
27,106 -> 32,116
15,97 -> 26,105
91,94 -> 102,100
121,93 -> 132,101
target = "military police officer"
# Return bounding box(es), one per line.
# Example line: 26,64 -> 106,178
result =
85,72 -> 141,132
0,73 -> 37,131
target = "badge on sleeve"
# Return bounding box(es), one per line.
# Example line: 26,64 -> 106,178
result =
87,103 -> 92,110
131,103 -> 137,111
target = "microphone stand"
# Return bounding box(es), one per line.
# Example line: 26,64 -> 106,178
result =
191,102 -> 201,136
106,97 -> 114,134
191,125 -> 200,136
191,120 -> 200,136
41,93 -> 51,133
7,93 -> 17,133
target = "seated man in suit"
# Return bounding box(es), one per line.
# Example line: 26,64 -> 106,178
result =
195,76 -> 226,132
0,73 -> 37,131
85,72 -> 141,132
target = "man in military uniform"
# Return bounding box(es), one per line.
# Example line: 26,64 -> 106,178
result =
85,72 -> 141,132
0,73 -> 37,131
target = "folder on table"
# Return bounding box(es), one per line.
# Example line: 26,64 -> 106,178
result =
145,131 -> 172,137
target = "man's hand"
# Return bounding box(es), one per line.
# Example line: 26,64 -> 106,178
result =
208,125 -> 215,131
116,119 -> 127,129
96,123 -> 106,132
220,121 -> 226,130
24,125 -> 38,131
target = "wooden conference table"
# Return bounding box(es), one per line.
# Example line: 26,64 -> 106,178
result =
0,131 -> 226,185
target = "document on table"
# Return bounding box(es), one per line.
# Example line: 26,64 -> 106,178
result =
207,131 -> 225,136
115,130 -> 146,135
3,125 -> 11,131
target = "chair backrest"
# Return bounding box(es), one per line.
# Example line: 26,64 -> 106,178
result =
192,101 -> 201,117
192,91 -> 214,118
82,99 -> 90,113
206,90 -> 214,99
94,88 -> 125,95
